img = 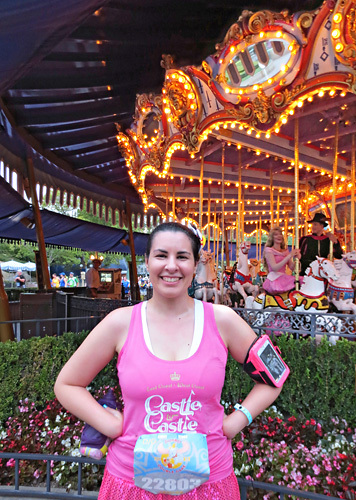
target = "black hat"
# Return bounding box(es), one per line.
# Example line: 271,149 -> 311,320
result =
307,212 -> 329,227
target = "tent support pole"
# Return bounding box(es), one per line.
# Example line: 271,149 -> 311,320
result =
125,198 -> 140,301
0,270 -> 14,342
26,157 -> 51,290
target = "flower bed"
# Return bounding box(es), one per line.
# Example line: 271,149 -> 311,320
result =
0,393 -> 355,498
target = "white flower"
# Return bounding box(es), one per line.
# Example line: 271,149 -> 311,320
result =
55,415 -> 61,423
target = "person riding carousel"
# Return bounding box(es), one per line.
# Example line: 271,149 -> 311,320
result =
299,212 -> 342,277
262,227 -> 300,295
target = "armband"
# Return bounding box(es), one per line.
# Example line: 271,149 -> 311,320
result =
243,335 -> 290,388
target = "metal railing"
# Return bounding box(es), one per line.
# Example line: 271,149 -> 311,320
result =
0,315 -> 101,341
0,452 -> 344,500
234,307 -> 356,341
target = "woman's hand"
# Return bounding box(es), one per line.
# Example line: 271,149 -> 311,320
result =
103,407 -> 124,439
290,248 -> 301,260
222,411 -> 250,440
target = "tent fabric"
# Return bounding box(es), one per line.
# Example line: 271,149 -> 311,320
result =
0,175 -> 149,255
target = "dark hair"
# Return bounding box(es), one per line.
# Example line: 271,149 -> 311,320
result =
146,222 -> 201,263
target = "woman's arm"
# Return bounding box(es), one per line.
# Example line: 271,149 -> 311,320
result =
214,305 -> 283,439
54,307 -> 132,439
265,248 -> 300,273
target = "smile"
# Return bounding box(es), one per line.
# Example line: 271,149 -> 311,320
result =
161,277 -> 181,282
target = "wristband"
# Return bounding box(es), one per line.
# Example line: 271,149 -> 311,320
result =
234,403 -> 253,425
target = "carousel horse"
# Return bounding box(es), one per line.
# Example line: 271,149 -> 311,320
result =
230,241 -> 259,301
245,257 -> 341,343
328,251 -> 356,313
191,250 -> 219,303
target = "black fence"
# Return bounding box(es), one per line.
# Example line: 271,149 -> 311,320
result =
0,452 -> 344,500
234,307 -> 356,342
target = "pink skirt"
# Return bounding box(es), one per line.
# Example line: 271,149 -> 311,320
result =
263,274 -> 295,294
98,468 -> 240,500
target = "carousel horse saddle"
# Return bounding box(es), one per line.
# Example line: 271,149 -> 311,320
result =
328,283 -> 354,301
188,278 -> 214,297
260,290 -> 329,311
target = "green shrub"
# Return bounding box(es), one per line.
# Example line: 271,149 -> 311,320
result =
1,333 -> 356,425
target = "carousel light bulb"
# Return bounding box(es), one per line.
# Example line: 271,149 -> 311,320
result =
333,13 -> 342,22
329,89 -> 336,96
230,46 -> 236,53
332,29 -> 341,39
266,132 -> 271,139
259,31 -> 264,38
276,31 -> 282,37
318,90 -> 325,97
335,43 -> 344,52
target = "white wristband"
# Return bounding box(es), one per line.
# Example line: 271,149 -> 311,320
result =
234,403 -> 253,425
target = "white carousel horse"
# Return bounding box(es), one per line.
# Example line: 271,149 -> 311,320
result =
192,250 -> 219,304
230,241 -> 259,301
245,257 -> 341,343
328,251 -> 356,313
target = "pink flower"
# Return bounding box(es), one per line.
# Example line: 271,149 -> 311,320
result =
235,441 -> 244,451
312,464 -> 321,475
6,459 -> 15,467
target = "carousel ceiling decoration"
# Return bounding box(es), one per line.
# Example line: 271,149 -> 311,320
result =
117,0 -> 356,237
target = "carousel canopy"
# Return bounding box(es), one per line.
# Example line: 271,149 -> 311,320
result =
0,176 -> 149,254
0,0 -> 328,227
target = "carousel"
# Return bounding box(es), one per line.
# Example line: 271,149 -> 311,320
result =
116,0 -> 356,340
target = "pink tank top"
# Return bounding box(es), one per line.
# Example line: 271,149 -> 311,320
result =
106,301 -> 233,483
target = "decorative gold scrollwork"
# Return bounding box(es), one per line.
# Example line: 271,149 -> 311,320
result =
202,60 -> 212,77
164,71 -> 201,132
160,54 -> 177,70
272,84 -> 306,109
251,90 -> 273,123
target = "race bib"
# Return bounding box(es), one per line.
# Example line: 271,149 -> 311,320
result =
133,433 -> 210,495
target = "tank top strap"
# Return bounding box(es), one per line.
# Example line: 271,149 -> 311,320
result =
118,303 -> 143,364
202,301 -> 228,354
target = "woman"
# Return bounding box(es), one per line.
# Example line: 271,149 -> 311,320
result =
54,222 -> 284,499
262,227 -> 301,295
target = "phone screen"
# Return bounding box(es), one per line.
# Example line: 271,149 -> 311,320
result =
259,342 -> 286,382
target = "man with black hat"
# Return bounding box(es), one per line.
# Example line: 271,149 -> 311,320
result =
299,212 -> 342,276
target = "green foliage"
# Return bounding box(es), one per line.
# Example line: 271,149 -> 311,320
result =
0,335 -> 355,426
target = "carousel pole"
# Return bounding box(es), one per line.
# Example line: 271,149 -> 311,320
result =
284,215 -> 288,243
26,157 -> 51,290
294,119 -> 300,290
256,220 -> 259,261
199,155 -> 204,229
330,122 -> 339,259
165,176 -> 169,218
241,192 -> 245,242
214,203 -> 218,271
351,134 -> 355,249
259,217 -> 262,262
237,150 -> 242,248
172,178 -> 176,219
220,143 -> 225,303
344,178 -> 347,250
276,194 -> 280,227
270,170 -> 274,228
304,182 -> 309,236
207,184 -> 211,252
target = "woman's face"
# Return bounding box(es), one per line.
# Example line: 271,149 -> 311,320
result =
145,230 -> 196,298
273,230 -> 283,245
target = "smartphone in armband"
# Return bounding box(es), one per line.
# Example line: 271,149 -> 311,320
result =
243,335 -> 290,387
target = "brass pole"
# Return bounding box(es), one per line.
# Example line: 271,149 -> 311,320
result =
304,182 -> 309,236
276,194 -> 280,227
172,178 -> 176,219
165,176 -> 169,218
259,217 -> 262,262
207,184 -> 211,252
330,122 -> 339,259
241,192 -> 245,242
221,144 -> 225,303
26,157 -> 51,290
125,198 -> 140,301
294,119 -> 300,289
237,150 -> 242,248
256,220 -> 259,261
344,179 -> 347,251
214,203 -> 218,270
270,169 -> 274,228
351,134 -> 355,249
225,228 -> 230,268
199,155 -> 204,229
